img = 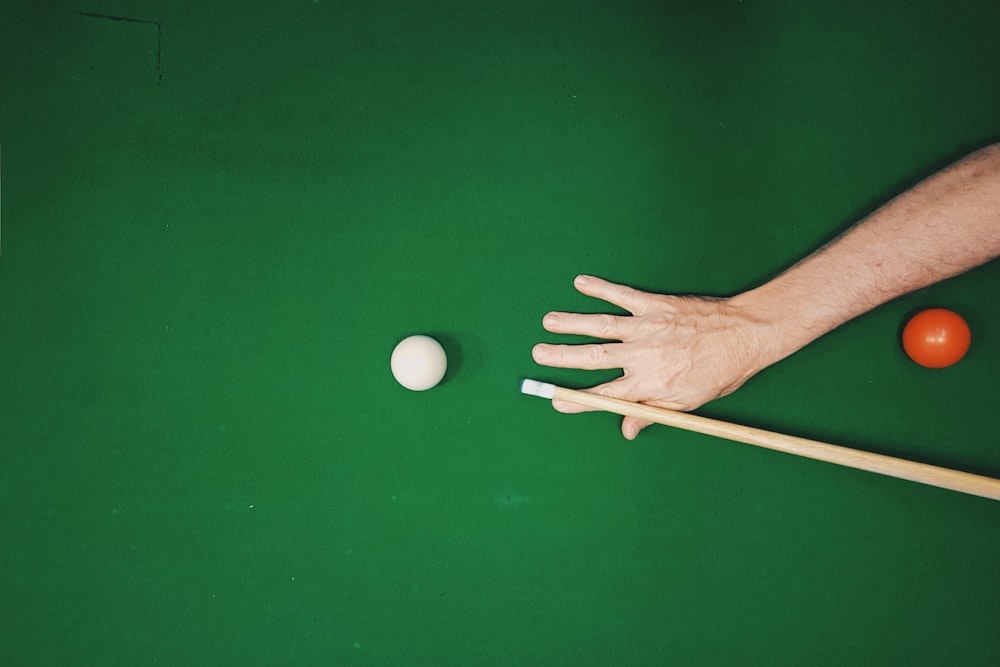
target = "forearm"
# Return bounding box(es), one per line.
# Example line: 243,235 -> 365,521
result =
736,143 -> 1000,366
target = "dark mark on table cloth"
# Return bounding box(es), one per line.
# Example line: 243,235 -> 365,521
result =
76,11 -> 164,84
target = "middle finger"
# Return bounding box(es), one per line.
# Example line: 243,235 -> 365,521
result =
532,342 -> 626,370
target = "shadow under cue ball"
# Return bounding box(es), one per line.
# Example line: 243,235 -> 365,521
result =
391,335 -> 448,391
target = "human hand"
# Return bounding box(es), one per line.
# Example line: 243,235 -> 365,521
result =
531,275 -> 782,440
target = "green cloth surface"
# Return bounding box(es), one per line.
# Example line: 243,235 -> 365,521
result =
2,1 -> 999,664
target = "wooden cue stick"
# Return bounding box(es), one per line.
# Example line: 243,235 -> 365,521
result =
550,385 -> 1000,501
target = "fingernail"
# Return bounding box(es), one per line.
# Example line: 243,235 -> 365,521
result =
552,399 -> 568,411
532,344 -> 547,360
543,313 -> 558,327
575,275 -> 590,285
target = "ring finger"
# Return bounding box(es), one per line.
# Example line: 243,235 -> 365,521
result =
542,311 -> 631,341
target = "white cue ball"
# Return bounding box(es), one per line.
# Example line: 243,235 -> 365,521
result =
390,335 -> 447,391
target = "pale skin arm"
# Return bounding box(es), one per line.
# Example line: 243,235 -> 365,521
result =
533,143 -> 1000,439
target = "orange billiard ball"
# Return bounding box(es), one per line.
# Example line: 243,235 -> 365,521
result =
902,308 -> 971,369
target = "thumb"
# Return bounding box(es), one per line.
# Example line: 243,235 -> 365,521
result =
622,416 -> 654,440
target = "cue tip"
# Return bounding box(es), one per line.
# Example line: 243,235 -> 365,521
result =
520,378 -> 556,399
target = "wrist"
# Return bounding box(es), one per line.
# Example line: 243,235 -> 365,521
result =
728,285 -> 828,370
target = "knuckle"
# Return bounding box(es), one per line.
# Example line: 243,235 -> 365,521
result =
595,385 -> 618,399
596,314 -> 618,337
587,345 -> 606,367
616,285 -> 635,302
